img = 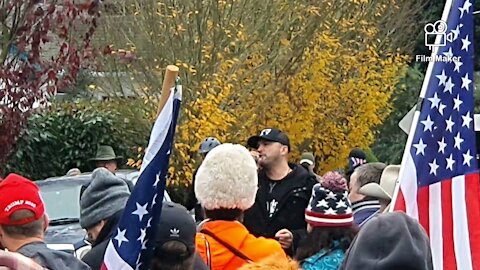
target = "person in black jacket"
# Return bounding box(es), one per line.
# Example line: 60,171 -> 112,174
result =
150,202 -> 208,270
244,128 -> 316,256
79,168 -> 131,270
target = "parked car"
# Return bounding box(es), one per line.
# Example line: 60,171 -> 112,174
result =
37,169 -> 171,258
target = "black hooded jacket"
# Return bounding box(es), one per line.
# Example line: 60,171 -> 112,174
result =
243,164 -> 316,255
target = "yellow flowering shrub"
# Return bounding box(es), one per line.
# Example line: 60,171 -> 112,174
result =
98,0 -> 420,188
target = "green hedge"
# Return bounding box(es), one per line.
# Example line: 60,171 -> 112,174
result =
4,99 -> 152,180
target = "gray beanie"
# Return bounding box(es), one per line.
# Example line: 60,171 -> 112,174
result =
80,168 -> 130,229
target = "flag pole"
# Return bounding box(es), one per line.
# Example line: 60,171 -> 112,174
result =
389,0 -> 454,212
156,65 -> 179,116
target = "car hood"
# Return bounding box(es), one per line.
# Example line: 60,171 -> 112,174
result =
45,223 -> 85,245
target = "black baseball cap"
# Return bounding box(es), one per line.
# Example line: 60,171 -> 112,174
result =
247,128 -> 290,151
154,202 -> 196,255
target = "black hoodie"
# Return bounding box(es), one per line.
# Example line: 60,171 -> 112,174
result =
244,163 -> 316,255
340,212 -> 433,270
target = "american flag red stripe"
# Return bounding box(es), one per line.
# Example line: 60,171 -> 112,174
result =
466,173 -> 480,269
440,179 -> 456,270
395,171 -> 480,270
417,186 -> 430,236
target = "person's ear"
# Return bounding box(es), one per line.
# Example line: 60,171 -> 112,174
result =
280,145 -> 289,155
43,214 -> 49,232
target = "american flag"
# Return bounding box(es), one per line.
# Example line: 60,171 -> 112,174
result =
101,84 -> 182,270
393,1 -> 480,269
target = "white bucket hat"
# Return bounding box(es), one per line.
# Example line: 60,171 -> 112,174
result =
358,165 -> 400,201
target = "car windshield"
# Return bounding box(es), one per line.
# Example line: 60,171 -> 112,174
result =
40,184 -> 81,221
37,172 -> 172,222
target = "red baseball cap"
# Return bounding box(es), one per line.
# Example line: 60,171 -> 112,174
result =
0,174 -> 45,225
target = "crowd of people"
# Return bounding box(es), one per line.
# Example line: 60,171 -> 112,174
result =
0,128 -> 433,270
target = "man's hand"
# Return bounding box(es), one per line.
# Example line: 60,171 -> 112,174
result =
275,228 -> 293,249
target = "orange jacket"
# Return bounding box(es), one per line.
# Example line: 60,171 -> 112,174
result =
238,253 -> 301,270
196,220 -> 286,270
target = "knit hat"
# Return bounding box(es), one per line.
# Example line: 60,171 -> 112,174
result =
80,168 -> 130,229
0,174 -> 45,225
341,212 -> 433,270
195,143 -> 258,210
305,172 -> 353,227
346,148 -> 367,175
300,152 -> 315,166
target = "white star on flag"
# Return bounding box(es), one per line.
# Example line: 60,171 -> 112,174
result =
446,154 -> 455,171
446,116 -> 455,132
413,139 -> 427,156
421,115 -> 434,132
444,77 -> 455,94
114,228 -> 129,247
453,95 -> 463,111
428,92 -> 441,109
454,132 -> 464,150
459,0 -> 472,18
132,202 -> 149,221
153,173 -> 161,187
429,159 -> 439,176
137,228 -> 146,243
438,137 -> 447,154
451,25 -> 460,40
135,255 -> 142,270
438,103 -> 446,115
463,150 -> 473,167
147,217 -> 152,228
436,70 -> 448,86
152,193 -> 158,207
443,48 -> 453,58
461,73 -> 472,90
454,59 -> 463,72
462,112 -> 473,127
461,35 -> 471,51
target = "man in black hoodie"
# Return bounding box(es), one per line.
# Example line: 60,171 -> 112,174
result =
79,168 -> 131,270
243,128 -> 316,256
